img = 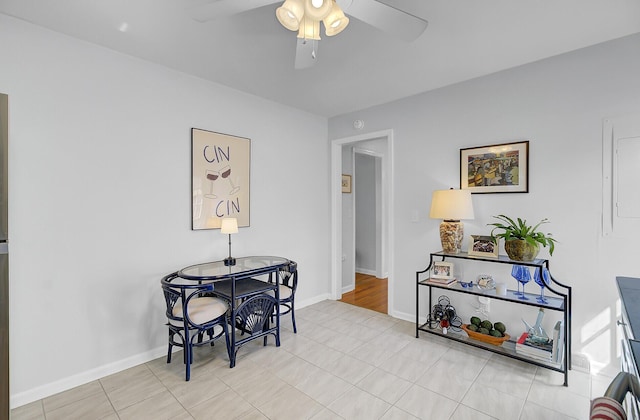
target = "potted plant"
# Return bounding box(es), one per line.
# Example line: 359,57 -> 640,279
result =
488,215 -> 557,261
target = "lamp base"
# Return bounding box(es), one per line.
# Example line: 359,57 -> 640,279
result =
223,257 -> 236,266
440,220 -> 464,254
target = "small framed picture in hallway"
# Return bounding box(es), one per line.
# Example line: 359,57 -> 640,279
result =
341,174 -> 352,193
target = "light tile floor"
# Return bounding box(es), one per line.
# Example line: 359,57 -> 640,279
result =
12,300 -> 610,419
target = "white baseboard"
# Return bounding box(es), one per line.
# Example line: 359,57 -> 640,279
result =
296,293 -> 332,309
572,353 -> 591,373
342,284 -> 355,294
355,268 -> 376,276
10,292 -> 338,409
391,309 -> 418,324
11,346 -> 167,409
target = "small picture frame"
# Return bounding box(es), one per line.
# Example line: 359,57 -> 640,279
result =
341,174 -> 352,193
468,235 -> 499,258
432,261 -> 455,279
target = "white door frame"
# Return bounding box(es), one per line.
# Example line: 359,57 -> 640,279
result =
330,129 -> 394,313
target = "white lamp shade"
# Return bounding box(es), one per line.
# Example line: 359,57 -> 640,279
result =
220,218 -> 238,234
276,0 -> 304,31
297,16 -> 321,40
304,0 -> 333,21
429,189 -> 475,221
324,2 -> 349,36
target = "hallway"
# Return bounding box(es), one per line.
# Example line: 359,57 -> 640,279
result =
339,273 -> 388,314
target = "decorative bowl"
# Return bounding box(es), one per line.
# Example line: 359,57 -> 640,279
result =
461,324 -> 510,346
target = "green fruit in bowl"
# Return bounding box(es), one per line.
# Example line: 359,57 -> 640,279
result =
490,330 -> 503,338
480,320 -> 493,330
494,322 -> 506,333
479,327 -> 490,335
470,316 -> 481,326
467,324 -> 479,332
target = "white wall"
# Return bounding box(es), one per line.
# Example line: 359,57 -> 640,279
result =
329,33 -> 640,375
0,15 -> 331,406
355,153 -> 376,273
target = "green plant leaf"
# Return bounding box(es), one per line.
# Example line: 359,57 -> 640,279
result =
487,215 -> 557,255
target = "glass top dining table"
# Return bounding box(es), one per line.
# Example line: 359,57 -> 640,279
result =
175,256 -> 294,368
178,256 -> 292,281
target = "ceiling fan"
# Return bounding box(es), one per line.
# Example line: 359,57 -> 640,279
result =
187,0 -> 428,69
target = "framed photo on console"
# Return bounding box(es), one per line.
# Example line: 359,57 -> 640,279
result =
460,140 -> 529,194
431,261 -> 455,280
468,235 -> 499,258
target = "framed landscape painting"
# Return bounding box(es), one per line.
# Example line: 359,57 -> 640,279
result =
460,140 -> 529,194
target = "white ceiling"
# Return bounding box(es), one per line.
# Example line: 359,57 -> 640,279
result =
2,0 -> 640,117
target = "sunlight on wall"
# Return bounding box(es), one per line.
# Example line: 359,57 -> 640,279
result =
582,307 -> 611,339
580,304 -> 621,375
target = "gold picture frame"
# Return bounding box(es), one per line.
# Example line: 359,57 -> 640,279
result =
460,140 -> 529,194
341,174 -> 352,193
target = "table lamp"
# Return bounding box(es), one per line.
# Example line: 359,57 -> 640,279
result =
429,188 -> 475,254
220,217 -> 238,266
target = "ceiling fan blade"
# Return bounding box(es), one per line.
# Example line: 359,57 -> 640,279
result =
294,38 -> 319,69
347,0 -> 428,42
187,0 -> 279,22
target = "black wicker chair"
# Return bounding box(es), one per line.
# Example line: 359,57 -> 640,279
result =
267,261 -> 298,333
161,272 -> 231,381
230,293 -> 278,366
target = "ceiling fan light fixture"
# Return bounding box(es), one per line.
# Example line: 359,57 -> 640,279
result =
323,1 -> 349,36
276,0 -> 304,31
303,0 -> 332,21
297,16 -> 321,40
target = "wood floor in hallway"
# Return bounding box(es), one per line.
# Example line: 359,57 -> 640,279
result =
338,273 -> 388,314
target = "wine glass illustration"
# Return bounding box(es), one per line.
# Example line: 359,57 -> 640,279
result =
220,165 -> 241,196
511,265 -> 531,299
204,170 -> 219,199
534,266 -> 550,303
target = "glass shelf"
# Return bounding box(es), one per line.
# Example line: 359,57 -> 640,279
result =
417,323 -> 564,372
431,251 -> 547,267
418,280 -> 565,311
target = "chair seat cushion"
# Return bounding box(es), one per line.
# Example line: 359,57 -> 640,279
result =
171,296 -> 228,326
265,285 -> 293,300
590,396 -> 626,420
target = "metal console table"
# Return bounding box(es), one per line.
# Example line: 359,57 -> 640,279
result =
416,251 -> 572,386
177,256 -> 295,368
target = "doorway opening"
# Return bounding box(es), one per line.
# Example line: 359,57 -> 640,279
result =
330,129 -> 394,314
339,273 -> 388,313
